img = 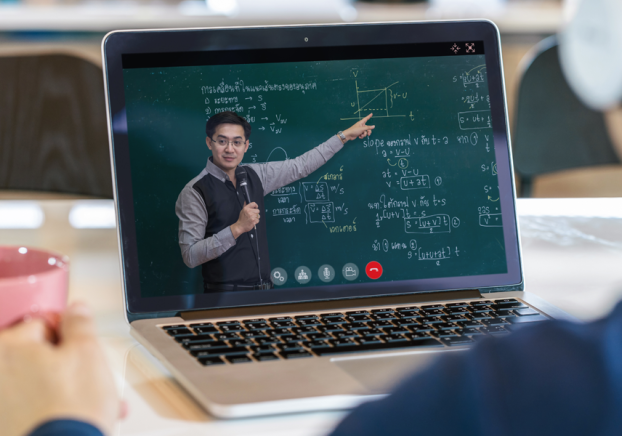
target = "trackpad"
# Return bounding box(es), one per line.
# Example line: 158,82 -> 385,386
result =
332,350 -> 450,394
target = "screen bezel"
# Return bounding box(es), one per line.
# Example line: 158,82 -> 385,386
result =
102,21 -> 523,320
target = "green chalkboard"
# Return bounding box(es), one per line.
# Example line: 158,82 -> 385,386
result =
123,54 -> 505,298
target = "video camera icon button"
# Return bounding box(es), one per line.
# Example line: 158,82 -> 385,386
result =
342,263 -> 359,281
365,261 -> 383,280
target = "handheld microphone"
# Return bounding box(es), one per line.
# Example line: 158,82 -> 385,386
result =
237,169 -> 262,284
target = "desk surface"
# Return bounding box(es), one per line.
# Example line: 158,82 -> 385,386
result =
2,197 -> 621,435
0,1 -> 563,34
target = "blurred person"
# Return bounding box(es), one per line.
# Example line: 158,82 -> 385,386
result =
0,303 -> 120,436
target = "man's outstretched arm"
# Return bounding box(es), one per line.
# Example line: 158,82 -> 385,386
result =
248,114 -> 375,195
329,303 -> 622,436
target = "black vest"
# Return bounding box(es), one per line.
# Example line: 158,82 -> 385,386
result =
192,165 -> 271,286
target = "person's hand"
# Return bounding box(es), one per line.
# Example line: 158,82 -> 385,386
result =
231,202 -> 260,238
342,113 -> 375,142
0,303 -> 121,436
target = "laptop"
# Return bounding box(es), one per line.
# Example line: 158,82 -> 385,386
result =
102,20 -> 571,418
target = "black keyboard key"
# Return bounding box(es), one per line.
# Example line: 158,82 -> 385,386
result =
229,339 -> 254,347
178,336 -> 216,346
396,311 -> 422,319
383,327 -> 409,335
318,325 -> 345,333
507,315 -> 548,324
422,316 -> 444,325
346,315 -> 372,323
385,335 -> 408,343
297,319 -> 324,327
226,355 -> 252,364
396,306 -> 420,313
371,308 -> 395,314
462,327 -> 485,336
292,326 -> 318,335
249,345 -> 275,354
358,337 -> 383,345
333,331 -> 361,340
320,312 -> 345,319
348,322 -> 370,331
372,313 -> 397,321
277,342 -> 302,351
187,341 -> 230,353
430,330 -> 460,338
271,321 -> 296,329
481,319 -> 510,326
457,321 -> 482,329
162,324 -> 187,330
445,302 -> 469,308
280,334 -> 306,343
514,308 -> 540,316
421,304 -> 444,310
361,328 -> 386,337
491,302 -> 526,311
243,318 -> 268,325
295,314 -> 319,321
269,316 -> 293,323
470,312 -> 495,320
442,315 -> 469,323
469,306 -> 493,314
306,340 -> 331,350
306,333 -> 332,341
323,318 -> 347,326
245,322 -> 270,331
193,326 -> 219,334
409,325 -> 434,333
433,323 -> 459,331
479,326 -> 509,335
166,328 -> 193,338
393,318 -> 421,327
280,349 -> 312,359
193,346 -> 249,358
368,321 -> 394,329
345,310 -> 370,316
266,328 -> 292,336
494,298 -> 521,305
217,320 -> 241,327
253,352 -> 279,361
214,333 -> 241,341
421,309 -> 445,317
255,337 -> 282,346
315,338 -> 442,356
220,324 -> 246,333
240,331 -> 268,339
442,337 -> 474,346
198,356 -> 225,366
444,307 -> 470,315
471,300 -> 494,307
329,338 -> 358,347
404,332 -> 432,340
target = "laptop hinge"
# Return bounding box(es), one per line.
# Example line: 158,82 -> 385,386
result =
180,289 -> 483,321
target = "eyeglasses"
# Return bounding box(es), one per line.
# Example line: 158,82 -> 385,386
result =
211,137 -> 246,148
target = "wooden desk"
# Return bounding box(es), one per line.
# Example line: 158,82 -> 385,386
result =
2,197 -> 621,435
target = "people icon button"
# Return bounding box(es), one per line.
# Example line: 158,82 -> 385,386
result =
271,267 -> 288,286
342,263 -> 359,281
318,264 -> 335,283
365,261 -> 383,280
294,266 -> 312,284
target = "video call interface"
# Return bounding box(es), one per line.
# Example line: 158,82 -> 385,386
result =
121,41 -> 509,299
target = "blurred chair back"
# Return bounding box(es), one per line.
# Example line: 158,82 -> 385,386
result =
513,36 -> 619,197
0,54 -> 112,198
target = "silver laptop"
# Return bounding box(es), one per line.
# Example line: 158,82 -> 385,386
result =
102,20 -> 570,418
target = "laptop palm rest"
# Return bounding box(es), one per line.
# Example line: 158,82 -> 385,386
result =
331,349 -> 464,394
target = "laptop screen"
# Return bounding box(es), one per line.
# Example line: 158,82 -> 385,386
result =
105,22 -> 522,317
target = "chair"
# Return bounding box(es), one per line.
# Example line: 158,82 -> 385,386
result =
512,36 -> 620,197
0,54 -> 113,198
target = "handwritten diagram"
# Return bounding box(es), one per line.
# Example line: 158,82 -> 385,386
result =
341,81 -> 408,121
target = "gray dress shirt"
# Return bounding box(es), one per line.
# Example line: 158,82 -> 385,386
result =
175,135 -> 344,268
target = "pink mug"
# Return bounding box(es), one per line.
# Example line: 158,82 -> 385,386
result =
0,246 -> 69,329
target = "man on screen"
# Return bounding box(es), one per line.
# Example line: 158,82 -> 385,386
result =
175,111 -> 375,292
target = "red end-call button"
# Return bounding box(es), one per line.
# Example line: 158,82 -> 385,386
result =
365,261 -> 383,280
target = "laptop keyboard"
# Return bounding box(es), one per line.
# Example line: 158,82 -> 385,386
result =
160,299 -> 548,366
